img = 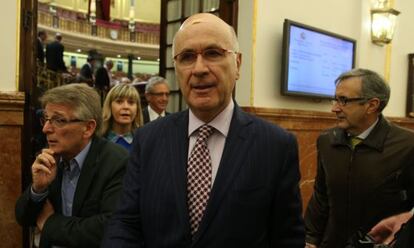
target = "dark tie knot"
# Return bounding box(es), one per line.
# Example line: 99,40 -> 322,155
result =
198,125 -> 214,141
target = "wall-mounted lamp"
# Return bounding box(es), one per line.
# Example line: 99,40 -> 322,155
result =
371,0 -> 400,46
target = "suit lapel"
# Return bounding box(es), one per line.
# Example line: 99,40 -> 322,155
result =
72,137 -> 101,215
193,106 -> 253,243
169,111 -> 192,233
49,165 -> 63,213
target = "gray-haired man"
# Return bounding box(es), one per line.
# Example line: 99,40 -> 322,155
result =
143,76 -> 170,123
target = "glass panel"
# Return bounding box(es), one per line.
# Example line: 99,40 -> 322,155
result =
166,46 -> 173,68
181,95 -> 188,110
184,0 -> 200,17
167,0 -> 182,21
166,69 -> 178,90
167,93 -> 181,113
167,22 -> 181,45
202,0 -> 219,12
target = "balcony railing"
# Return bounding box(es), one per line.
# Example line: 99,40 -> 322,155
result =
38,3 -> 160,46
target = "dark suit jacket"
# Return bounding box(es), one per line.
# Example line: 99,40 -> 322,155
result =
15,136 -> 129,248
394,215 -> 414,248
37,38 -> 45,64
79,63 -> 94,86
142,106 -> 170,124
46,41 -> 66,72
102,105 -> 305,247
95,67 -> 110,90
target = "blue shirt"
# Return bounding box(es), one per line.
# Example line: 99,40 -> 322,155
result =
106,130 -> 133,152
30,141 -> 92,217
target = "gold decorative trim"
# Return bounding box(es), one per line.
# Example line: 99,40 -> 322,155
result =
15,0 -> 21,91
249,0 -> 258,106
384,0 -> 395,82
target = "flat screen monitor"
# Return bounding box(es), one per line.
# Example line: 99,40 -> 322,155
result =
281,19 -> 356,99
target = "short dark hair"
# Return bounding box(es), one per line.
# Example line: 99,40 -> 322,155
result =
38,30 -> 46,37
335,68 -> 390,112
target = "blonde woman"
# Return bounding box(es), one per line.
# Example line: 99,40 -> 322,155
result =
100,84 -> 143,151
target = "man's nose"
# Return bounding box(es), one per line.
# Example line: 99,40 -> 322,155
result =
331,103 -> 341,113
42,120 -> 53,133
192,55 -> 209,76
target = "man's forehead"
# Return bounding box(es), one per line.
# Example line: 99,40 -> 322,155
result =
336,78 -> 362,94
44,103 -> 73,114
181,13 -> 223,28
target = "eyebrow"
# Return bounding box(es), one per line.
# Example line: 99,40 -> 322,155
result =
178,44 -> 223,53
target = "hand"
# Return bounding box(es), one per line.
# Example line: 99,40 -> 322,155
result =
368,211 -> 413,244
36,199 -> 54,231
305,243 -> 317,248
32,149 -> 57,193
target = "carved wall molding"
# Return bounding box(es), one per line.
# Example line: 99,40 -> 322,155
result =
0,91 -> 25,125
0,91 -> 24,247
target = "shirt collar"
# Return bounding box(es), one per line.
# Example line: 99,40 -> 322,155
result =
61,140 -> 92,171
188,100 -> 234,137
148,105 -> 165,120
107,130 -> 134,144
352,117 -> 379,140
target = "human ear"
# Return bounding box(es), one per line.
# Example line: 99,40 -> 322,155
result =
83,120 -> 97,139
366,98 -> 381,114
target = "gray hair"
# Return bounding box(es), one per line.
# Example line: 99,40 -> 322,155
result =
105,60 -> 114,67
335,68 -> 390,112
40,83 -> 102,134
145,76 -> 169,93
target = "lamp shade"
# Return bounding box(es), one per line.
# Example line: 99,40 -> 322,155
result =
371,7 -> 400,45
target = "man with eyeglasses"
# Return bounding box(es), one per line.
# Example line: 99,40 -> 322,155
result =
102,13 -> 304,247
304,68 -> 414,248
143,76 -> 171,123
15,83 -> 128,247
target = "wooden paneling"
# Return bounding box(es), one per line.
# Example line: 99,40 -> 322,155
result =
0,91 -> 24,248
243,106 -> 414,211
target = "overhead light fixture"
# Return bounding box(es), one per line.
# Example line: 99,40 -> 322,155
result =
371,0 -> 400,46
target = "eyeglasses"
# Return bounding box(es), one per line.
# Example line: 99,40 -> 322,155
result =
149,92 -> 170,97
331,96 -> 368,106
173,48 -> 237,67
40,116 -> 84,128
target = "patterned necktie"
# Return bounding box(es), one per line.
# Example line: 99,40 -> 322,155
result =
187,124 -> 214,235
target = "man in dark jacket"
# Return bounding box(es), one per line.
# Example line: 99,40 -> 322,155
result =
45,33 -> 67,72
37,30 -> 47,65
304,68 -> 414,248
102,13 -> 305,248
78,56 -> 96,86
15,84 -> 128,247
